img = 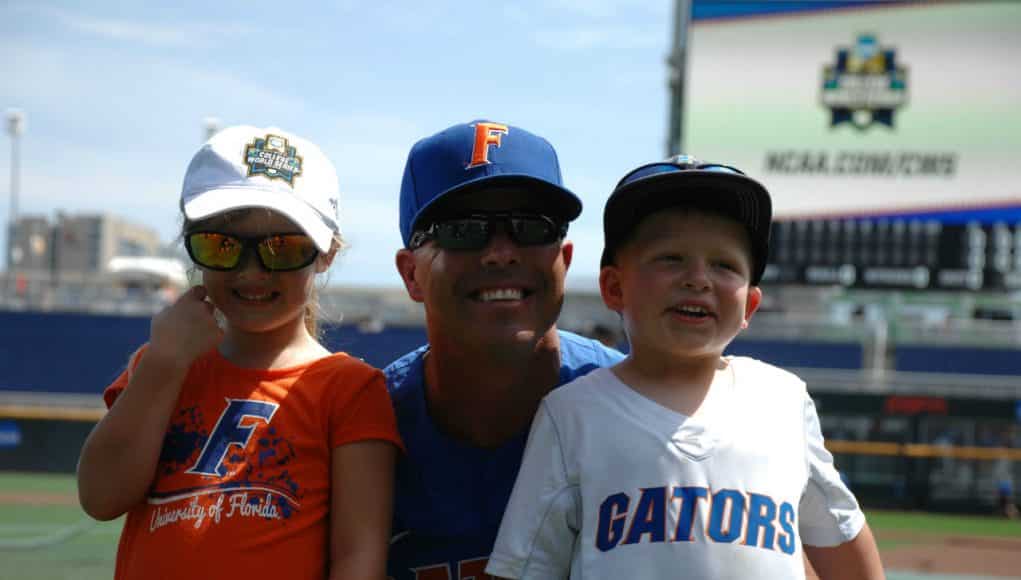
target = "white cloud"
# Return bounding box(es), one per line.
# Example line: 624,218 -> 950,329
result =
167,65 -> 303,121
30,5 -> 260,48
0,0 -> 672,286
6,156 -> 181,240
499,4 -> 531,25
1,36 -> 303,136
331,197 -> 404,286
546,0 -> 654,20
533,25 -> 662,51
319,114 -> 426,181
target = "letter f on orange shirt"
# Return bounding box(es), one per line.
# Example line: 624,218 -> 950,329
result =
467,122 -> 509,168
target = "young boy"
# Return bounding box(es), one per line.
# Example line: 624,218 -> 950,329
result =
486,156 -> 885,580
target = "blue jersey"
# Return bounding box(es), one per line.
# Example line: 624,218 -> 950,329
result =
384,330 -> 623,580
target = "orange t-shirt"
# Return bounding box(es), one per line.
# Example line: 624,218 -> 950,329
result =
103,346 -> 403,580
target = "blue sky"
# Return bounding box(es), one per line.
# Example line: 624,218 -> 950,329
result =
2,0 -> 676,289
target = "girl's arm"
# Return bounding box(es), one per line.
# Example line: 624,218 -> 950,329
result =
804,523 -> 885,580
77,351 -> 189,520
76,286 -> 222,521
328,440 -> 397,580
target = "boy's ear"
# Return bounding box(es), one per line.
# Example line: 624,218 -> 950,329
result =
741,285 -> 763,329
599,265 -> 625,313
395,248 -> 425,303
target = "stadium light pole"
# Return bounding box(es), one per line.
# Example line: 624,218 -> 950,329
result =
203,117 -> 222,142
666,0 -> 691,157
5,108 -> 25,301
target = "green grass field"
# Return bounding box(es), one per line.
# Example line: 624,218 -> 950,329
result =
0,471 -> 1018,580
0,472 -> 121,580
869,509 -> 1021,542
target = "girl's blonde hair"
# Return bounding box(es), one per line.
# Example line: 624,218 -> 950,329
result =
303,232 -> 345,340
181,209 -> 345,341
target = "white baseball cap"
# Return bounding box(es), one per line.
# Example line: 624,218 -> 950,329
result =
180,125 -> 340,252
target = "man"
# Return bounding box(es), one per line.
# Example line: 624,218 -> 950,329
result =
385,120 -> 623,579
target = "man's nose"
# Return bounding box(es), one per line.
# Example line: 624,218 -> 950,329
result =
479,225 -> 520,267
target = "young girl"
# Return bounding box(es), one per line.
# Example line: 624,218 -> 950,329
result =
77,126 -> 402,580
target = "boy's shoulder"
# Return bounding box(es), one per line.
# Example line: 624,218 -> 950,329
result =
728,355 -> 799,376
727,355 -> 807,395
543,365 -> 616,410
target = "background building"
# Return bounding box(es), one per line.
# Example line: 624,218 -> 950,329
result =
6,215 -> 49,274
2,212 -> 177,310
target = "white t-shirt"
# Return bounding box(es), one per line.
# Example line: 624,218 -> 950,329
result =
486,357 -> 865,580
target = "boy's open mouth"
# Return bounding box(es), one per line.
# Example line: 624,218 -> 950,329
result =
670,304 -> 714,319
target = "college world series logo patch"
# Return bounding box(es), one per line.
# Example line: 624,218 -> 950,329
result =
821,33 -> 908,130
244,134 -> 303,185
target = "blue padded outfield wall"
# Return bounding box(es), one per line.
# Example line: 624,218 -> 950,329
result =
2,311 -> 156,394
726,338 -> 864,370
0,311 -> 426,395
894,345 -> 1021,376
3,311 -> 1020,395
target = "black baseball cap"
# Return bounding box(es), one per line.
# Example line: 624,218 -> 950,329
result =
601,155 -> 772,286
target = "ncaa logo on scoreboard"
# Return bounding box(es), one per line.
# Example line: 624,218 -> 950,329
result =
820,33 -> 909,130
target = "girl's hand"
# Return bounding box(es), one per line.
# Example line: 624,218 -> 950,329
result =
148,285 -> 223,368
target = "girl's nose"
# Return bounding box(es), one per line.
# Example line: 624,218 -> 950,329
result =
236,247 -> 271,277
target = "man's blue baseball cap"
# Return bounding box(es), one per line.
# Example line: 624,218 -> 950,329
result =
399,120 -> 583,247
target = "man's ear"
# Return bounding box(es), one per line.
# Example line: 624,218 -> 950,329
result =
395,248 -> 425,303
560,239 -> 574,271
599,265 -> 625,313
741,285 -> 763,329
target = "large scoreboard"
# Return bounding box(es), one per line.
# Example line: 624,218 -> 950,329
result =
686,1 -> 1021,292
765,210 -> 1021,291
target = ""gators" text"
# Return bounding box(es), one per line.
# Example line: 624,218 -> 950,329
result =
596,486 -> 797,555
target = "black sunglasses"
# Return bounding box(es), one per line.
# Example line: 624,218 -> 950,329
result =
409,212 -> 568,251
185,231 -> 319,272
616,156 -> 747,189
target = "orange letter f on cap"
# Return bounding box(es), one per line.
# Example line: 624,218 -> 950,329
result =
467,122 -> 509,168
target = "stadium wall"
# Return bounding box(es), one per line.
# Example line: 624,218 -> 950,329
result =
0,311 -> 427,396
1,310 -> 1018,516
